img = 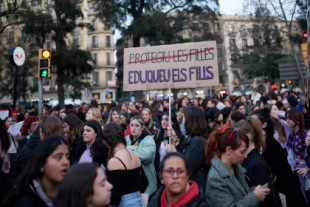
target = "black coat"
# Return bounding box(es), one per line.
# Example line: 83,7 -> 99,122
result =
13,187 -> 52,207
148,184 -> 208,207
263,137 -> 307,207
68,136 -> 85,164
182,136 -> 207,191
15,134 -> 41,175
242,148 -> 280,207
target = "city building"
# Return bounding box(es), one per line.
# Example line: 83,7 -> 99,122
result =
0,0 -> 116,105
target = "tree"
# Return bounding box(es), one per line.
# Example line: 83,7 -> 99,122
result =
245,0 -> 305,92
238,6 -> 286,84
22,0 -> 94,106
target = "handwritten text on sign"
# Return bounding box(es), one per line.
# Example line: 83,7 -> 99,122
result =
123,41 -> 219,91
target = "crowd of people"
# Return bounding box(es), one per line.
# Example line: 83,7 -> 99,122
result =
0,88 -> 310,206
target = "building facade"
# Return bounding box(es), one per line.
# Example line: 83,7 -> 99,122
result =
0,0 -> 116,105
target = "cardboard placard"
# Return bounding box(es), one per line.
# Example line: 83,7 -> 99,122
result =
123,41 -> 219,91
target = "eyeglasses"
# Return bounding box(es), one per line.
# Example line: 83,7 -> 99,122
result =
163,168 -> 186,177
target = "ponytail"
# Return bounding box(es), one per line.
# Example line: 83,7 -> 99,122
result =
206,130 -> 221,163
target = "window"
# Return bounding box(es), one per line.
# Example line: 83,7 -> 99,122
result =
47,0 -> 52,5
106,53 -> 111,65
253,38 -> 259,47
106,36 -> 111,48
91,3 -> 97,14
0,5 -> 2,12
92,53 -> 97,66
91,19 -> 97,31
92,36 -> 98,48
73,38 -> 79,48
214,23 -> 220,31
229,24 -> 234,32
230,39 -> 235,50
274,25 -> 278,31
104,24 -> 110,31
92,71 -> 99,86
240,25 -> 246,35
231,54 -> 238,63
106,71 -> 112,81
31,0 -> 38,6
242,39 -> 247,48
203,23 -> 210,31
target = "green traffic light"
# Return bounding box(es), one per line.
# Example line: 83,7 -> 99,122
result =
40,69 -> 49,78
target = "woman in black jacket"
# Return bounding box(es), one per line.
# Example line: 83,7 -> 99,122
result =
252,108 -> 307,207
236,116 -> 280,207
181,106 -> 208,190
153,112 -> 185,186
63,114 -> 85,164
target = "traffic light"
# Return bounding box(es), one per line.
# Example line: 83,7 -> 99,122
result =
38,49 -> 51,79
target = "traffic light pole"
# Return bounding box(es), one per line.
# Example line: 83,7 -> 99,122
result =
12,66 -> 18,109
38,78 -> 43,116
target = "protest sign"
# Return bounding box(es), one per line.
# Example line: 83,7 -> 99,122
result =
123,41 -> 219,91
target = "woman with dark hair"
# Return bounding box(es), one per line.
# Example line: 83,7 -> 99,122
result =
235,101 -> 246,115
103,122 -> 144,206
205,128 -> 270,206
15,122 -> 44,175
126,115 -> 157,195
252,108 -> 308,206
204,107 -> 220,137
4,136 -> 70,206
286,109 -> 310,202
153,111 -> 185,185
179,106 -> 208,190
63,114 -> 85,164
0,119 -> 10,174
218,107 -> 232,133
236,116 -> 279,206
266,104 -> 289,148
151,101 -> 164,129
148,152 -> 208,207
231,111 -> 246,127
79,120 -> 108,168
55,163 -> 113,207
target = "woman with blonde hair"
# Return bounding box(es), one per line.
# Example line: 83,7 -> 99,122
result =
106,108 -> 123,125
141,108 -> 156,134
86,108 -> 104,127
235,116 -> 279,206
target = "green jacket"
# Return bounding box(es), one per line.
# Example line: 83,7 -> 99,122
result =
126,133 -> 157,195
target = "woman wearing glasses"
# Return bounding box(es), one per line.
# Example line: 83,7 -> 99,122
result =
205,128 -> 270,206
148,152 -> 208,207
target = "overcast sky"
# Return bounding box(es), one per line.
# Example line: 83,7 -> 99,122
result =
219,0 -> 244,15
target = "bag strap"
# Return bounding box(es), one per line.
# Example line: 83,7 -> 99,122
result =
10,134 -> 17,150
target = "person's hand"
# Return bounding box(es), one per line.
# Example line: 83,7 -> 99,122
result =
296,168 -> 309,177
167,144 -> 177,153
253,184 -> 270,201
306,131 -> 310,146
167,127 -> 179,145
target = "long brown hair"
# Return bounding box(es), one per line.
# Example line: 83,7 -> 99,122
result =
63,114 -> 83,143
235,116 -> 266,152
266,104 -> 286,143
